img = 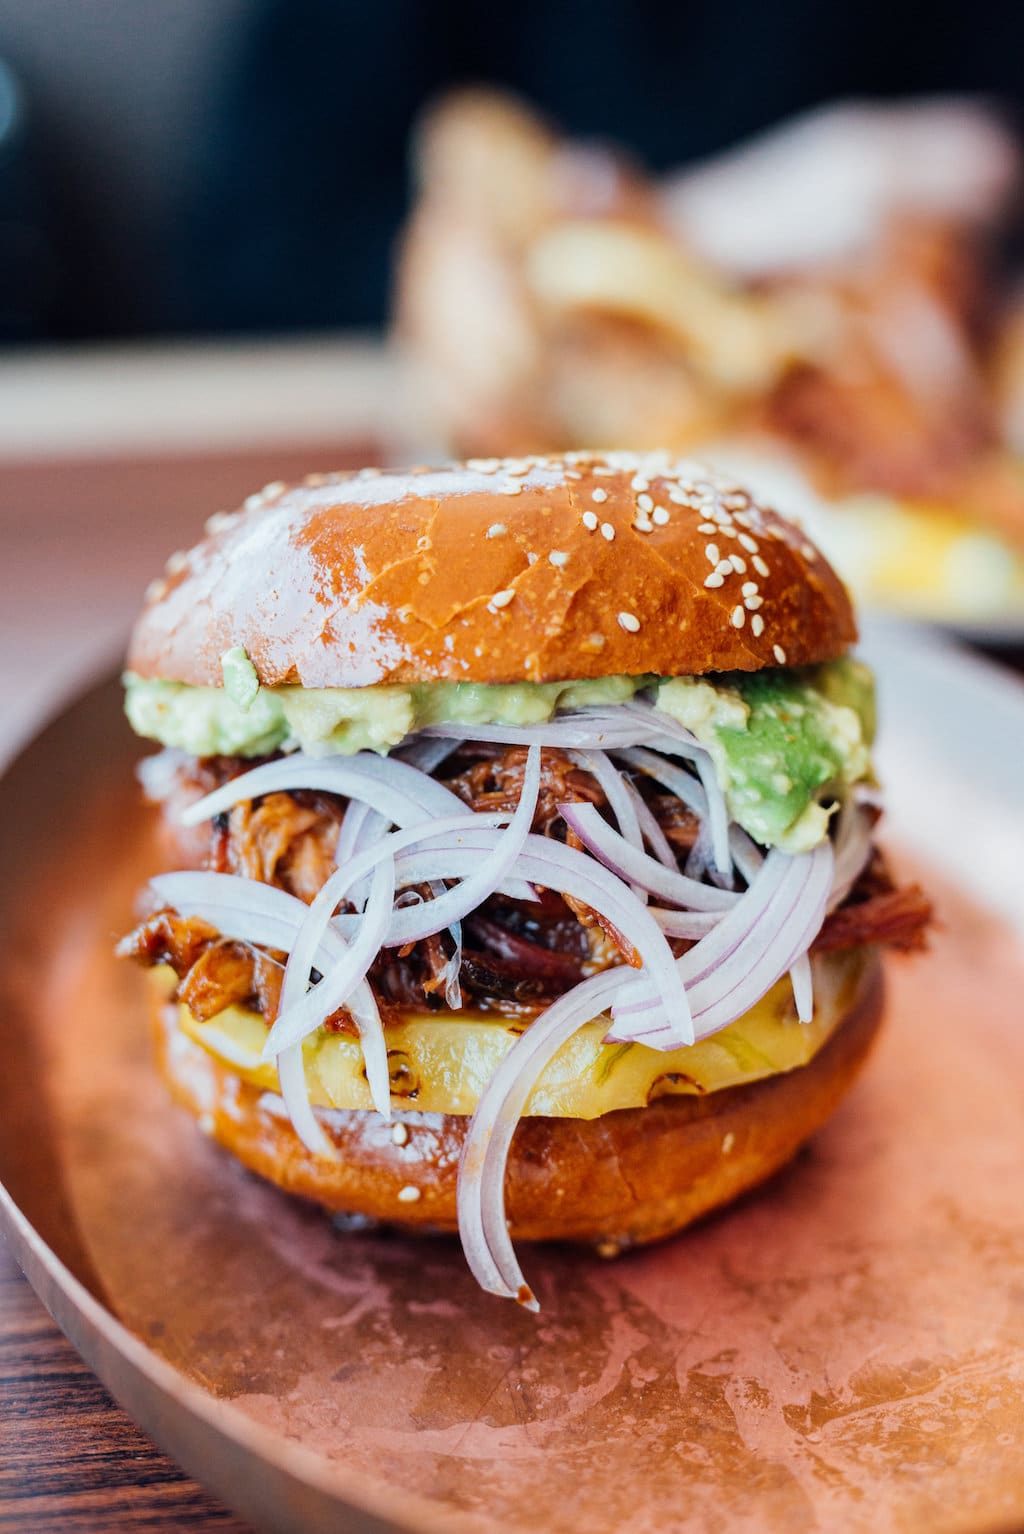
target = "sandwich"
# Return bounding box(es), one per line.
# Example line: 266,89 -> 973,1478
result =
118,452 -> 930,1308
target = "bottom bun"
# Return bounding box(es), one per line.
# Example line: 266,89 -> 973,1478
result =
153,951 -> 883,1250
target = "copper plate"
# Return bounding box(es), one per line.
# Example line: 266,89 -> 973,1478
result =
1,671 -> 1023,1534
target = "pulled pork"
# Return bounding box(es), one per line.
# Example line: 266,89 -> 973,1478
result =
122,747 -> 931,1024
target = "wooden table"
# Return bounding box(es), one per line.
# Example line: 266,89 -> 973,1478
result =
0,340 -> 393,1530
0,1241 -> 249,1531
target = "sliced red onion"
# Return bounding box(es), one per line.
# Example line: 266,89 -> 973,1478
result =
338,833 -> 536,910
569,748 -> 646,899
398,737 -> 459,773
334,739 -> 459,901
180,750 -> 466,831
623,779 -> 680,872
729,824 -> 765,882
277,1043 -> 334,1157
828,800 -> 874,912
458,967 -> 629,1307
615,746 -> 708,817
789,952 -> 814,1022
334,799 -> 376,871
620,702 -> 733,879
417,709 -> 665,750
648,907 -> 723,939
685,841 -> 833,1038
683,819 -> 714,883
607,841 -> 832,1043
559,801 -> 737,912
149,871 -> 324,953
677,850 -> 792,987
266,856 -> 397,1057
441,914 -> 464,1009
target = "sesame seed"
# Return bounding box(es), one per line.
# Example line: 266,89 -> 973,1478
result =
467,457 -> 500,473
617,611 -> 641,632
304,471 -> 328,487
204,510 -> 235,535
652,506 -> 670,525
526,551 -> 538,565
633,516 -> 653,533
506,459 -> 533,476
722,1131 -> 736,1154
745,594 -> 764,611
741,581 -> 759,597
738,533 -> 759,553
668,487 -> 690,504
716,560 -> 733,577
705,543 -> 721,565
773,644 -> 787,664
485,522 -> 507,539
144,577 -> 167,604
631,476 -> 649,492
698,522 -> 718,534
802,542 -> 818,560
244,493 -> 264,512
591,487 -> 608,503
587,632 -> 606,649
601,522 -> 615,541
730,554 -> 747,574
704,571 -> 725,588
636,493 -> 654,513
489,589 -> 515,610
752,555 -> 770,578
356,468 -> 380,480
751,614 -> 765,637
397,1184 -> 420,1203
731,606 -> 746,628
165,550 -> 188,575
549,550 -> 569,568
500,481 -> 522,495
720,525 -> 738,539
391,1122 -> 409,1146
582,510 -> 599,530
262,480 -> 286,495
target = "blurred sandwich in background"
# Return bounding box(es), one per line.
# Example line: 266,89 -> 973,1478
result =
395,91 -> 1024,627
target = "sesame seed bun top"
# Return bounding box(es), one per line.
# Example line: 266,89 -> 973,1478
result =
127,451 -> 857,689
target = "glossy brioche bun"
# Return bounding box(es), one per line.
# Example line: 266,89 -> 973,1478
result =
128,453 -> 856,691
152,953 -> 882,1248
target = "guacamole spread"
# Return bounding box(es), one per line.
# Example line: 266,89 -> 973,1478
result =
124,656 -> 874,852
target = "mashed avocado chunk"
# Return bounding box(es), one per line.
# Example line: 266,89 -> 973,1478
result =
124,658 -> 872,852
124,671 -> 650,759
655,661 -> 873,851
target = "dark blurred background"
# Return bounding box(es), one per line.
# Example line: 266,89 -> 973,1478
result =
1,0 -> 1023,343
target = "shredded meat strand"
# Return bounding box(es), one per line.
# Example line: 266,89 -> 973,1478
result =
817,885 -> 933,954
